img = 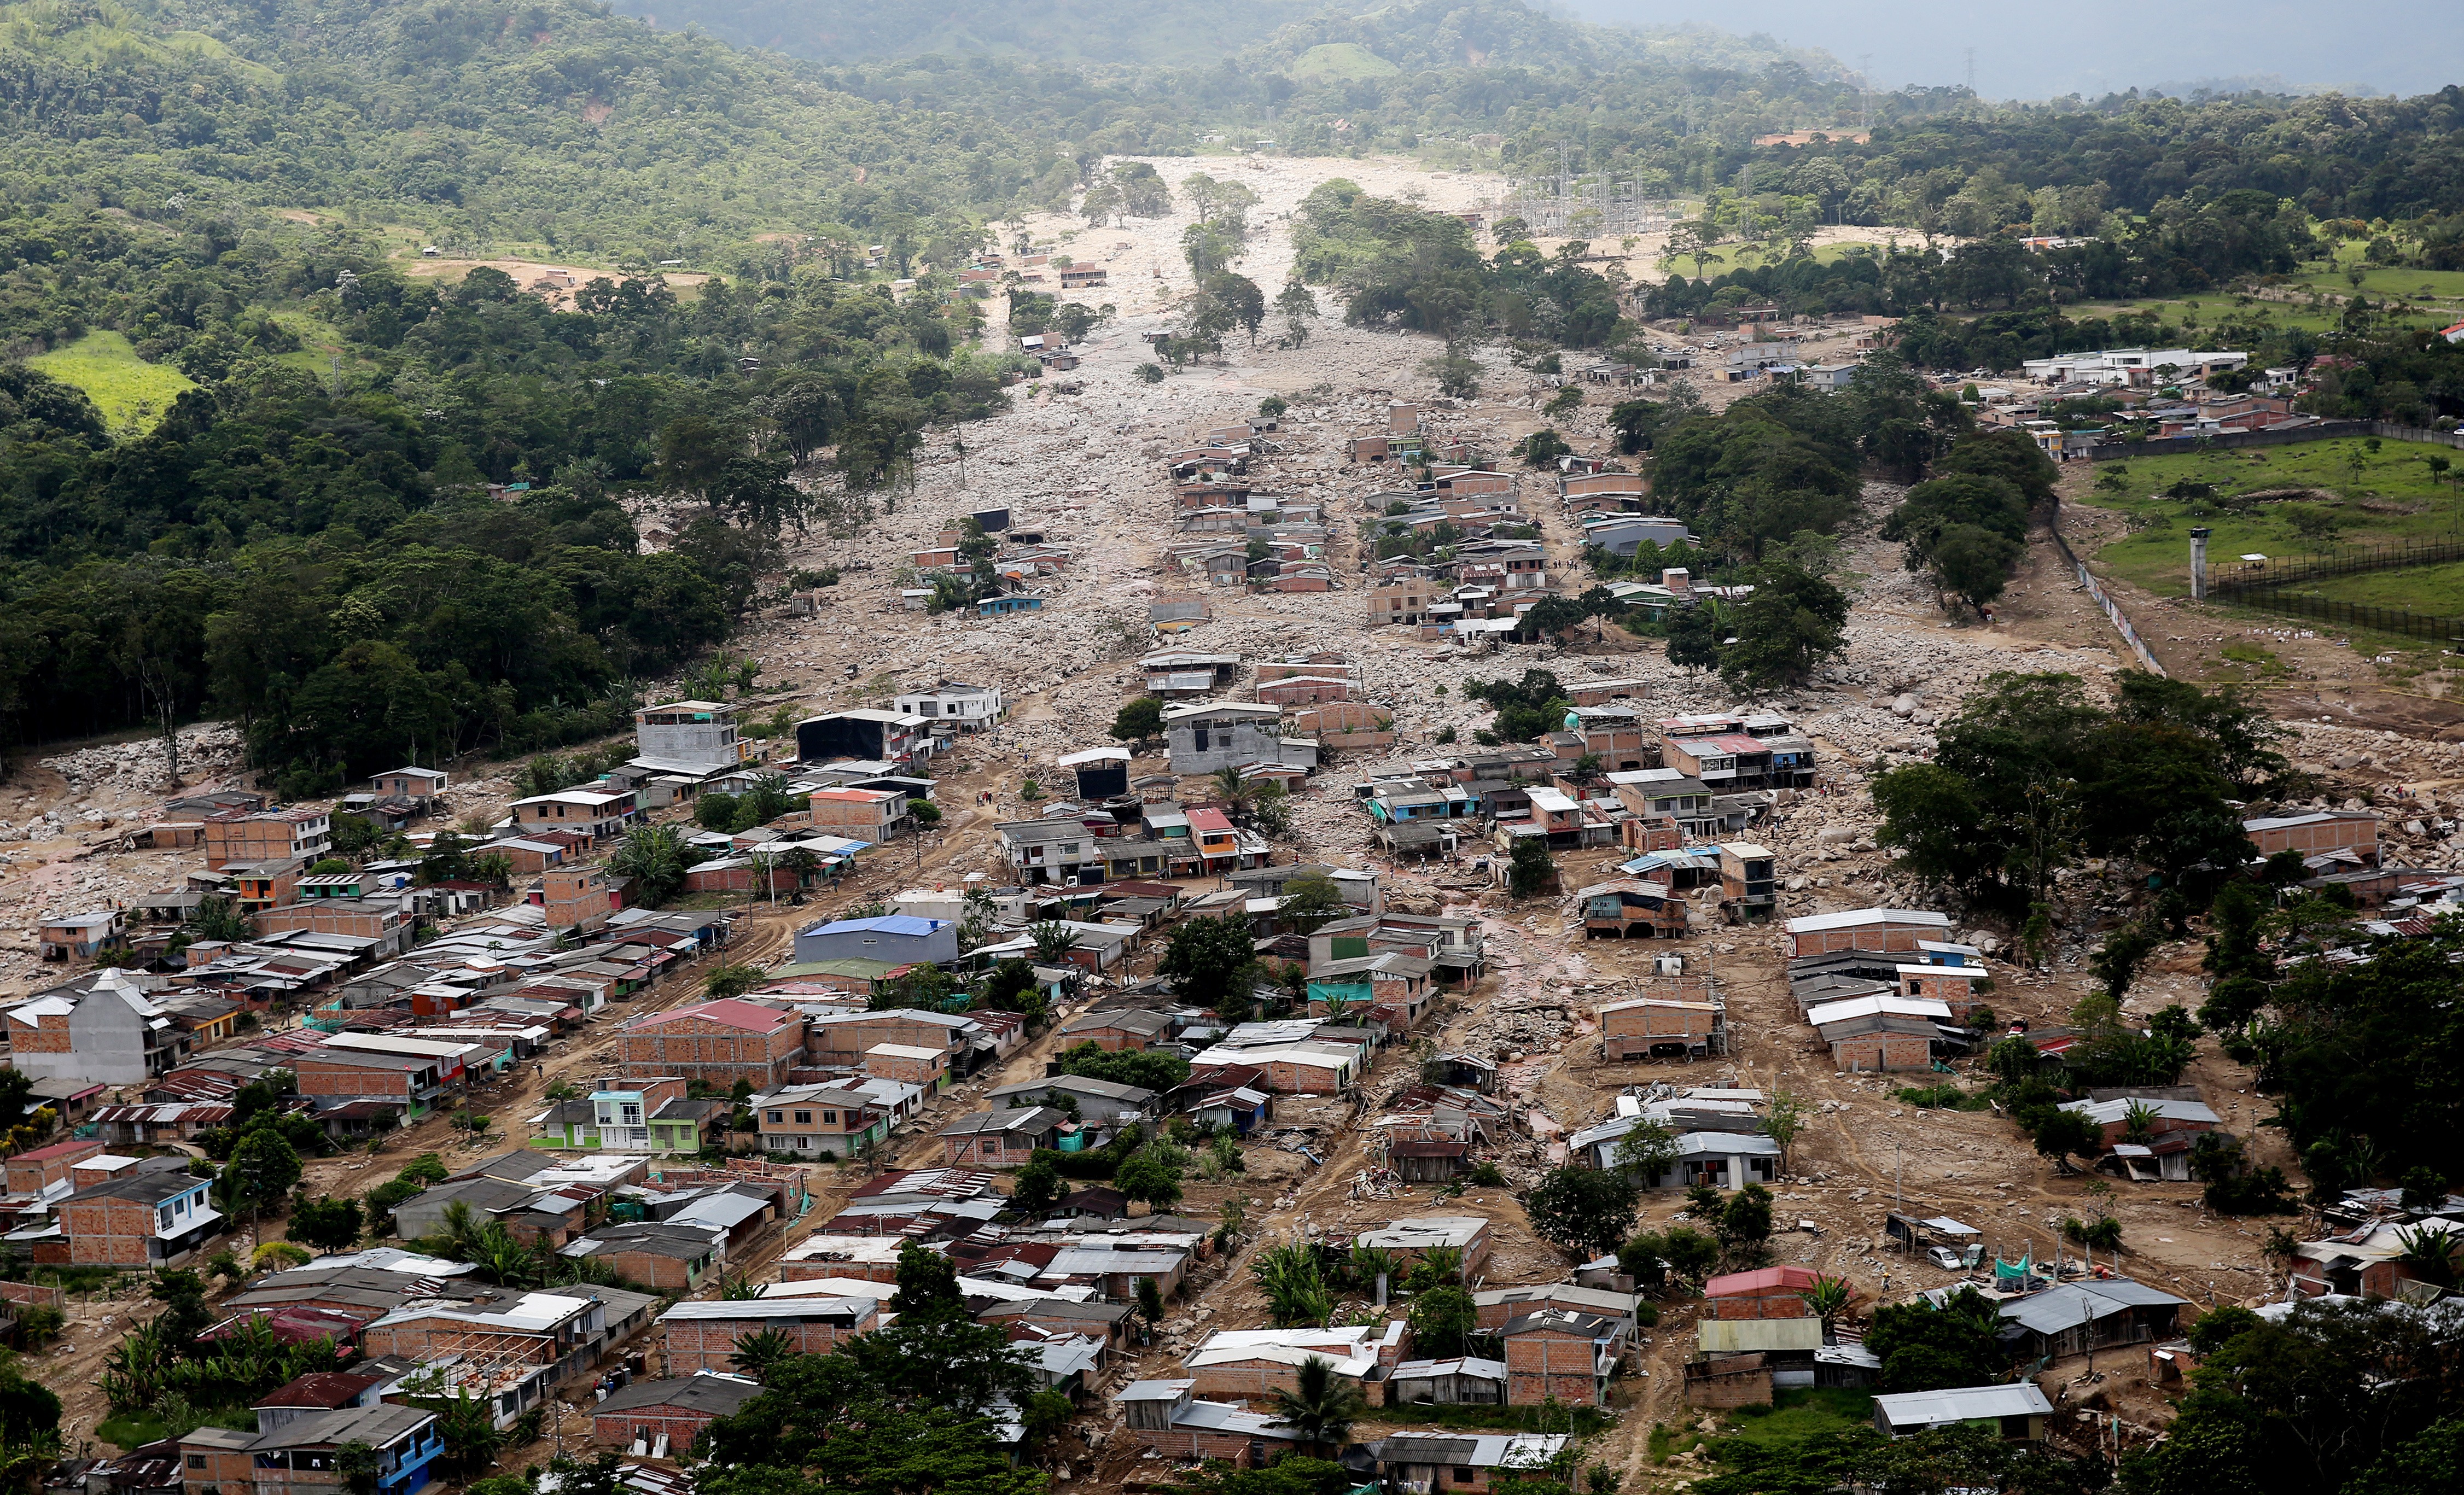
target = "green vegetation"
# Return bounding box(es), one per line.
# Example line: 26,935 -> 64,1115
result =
1355,1400 -> 1615,1435
1708,1388 -> 1873,1455
2075,437 -> 2464,597
1286,43 -> 1397,81
26,331 -> 197,433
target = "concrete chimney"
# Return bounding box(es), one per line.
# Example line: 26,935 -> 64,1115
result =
2189,527 -> 2212,601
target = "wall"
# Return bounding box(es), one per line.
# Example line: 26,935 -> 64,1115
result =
661,1312 -> 868,1374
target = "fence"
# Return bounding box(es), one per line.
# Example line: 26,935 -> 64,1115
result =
2210,539 -> 2464,595
2087,419 -> 2464,463
2047,513 -> 2167,675
2206,591 -> 2464,644
0,1281 -> 65,1310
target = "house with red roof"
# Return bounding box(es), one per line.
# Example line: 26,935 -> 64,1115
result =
1702,1265 -> 1824,1320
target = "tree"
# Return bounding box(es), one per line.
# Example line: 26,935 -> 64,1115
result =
703,962 -> 765,1001
1157,914 -> 1263,1013
1720,563 -> 1849,694
1009,1150 -> 1067,1218
1866,1288 -> 2003,1392
1277,280 -> 1320,346
1115,1149 -> 1185,1214
1609,1122 -> 1681,1185
1719,1184 -> 1775,1255
1508,835 -> 1556,898
1274,874 -> 1348,936
1111,694 -> 1166,744
891,1240 -> 966,1319
223,1127 -> 302,1216
2091,918 -> 2163,1001
1760,1091 -> 1811,1173
426,1388 -> 505,1479
1525,1165 -> 1640,1260
1665,604 -> 1722,674
729,1327 -> 797,1382
190,893 -> 254,944
1206,272 -> 1267,344
1800,1276 -> 1855,1330
2029,1108 -> 2104,1174
1408,1284 -> 1478,1358
288,1194 -> 363,1252
607,822 -> 698,907
1029,920 -> 1079,964
1134,1275 -> 1166,1329
1267,1354 -> 1368,1456
1056,1041 -> 1191,1092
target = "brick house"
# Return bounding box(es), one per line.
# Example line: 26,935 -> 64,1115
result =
179,1403 -> 441,1495
776,1235 -> 914,1283
509,789 -> 640,842
1596,996 -> 1724,1061
2241,809 -> 2378,862
202,809 -> 333,871
618,1000 -> 805,1089
1820,1014 -> 1938,1072
1052,1008 -> 1173,1053
559,1222 -> 727,1293
253,900 -> 412,956
1471,1284 -> 1641,1331
4,1136 -> 103,1194
59,1169 -> 224,1266
591,1371 -> 763,1452
1186,1324 -> 1407,1406
1370,1433 -> 1573,1494
293,1050 -> 450,1121
1500,1309 -> 1629,1405
2057,1096 -> 2222,1148
658,1297 -> 878,1375
1782,908 -> 1954,958
541,867 -> 613,932
863,1043 -> 949,1091
939,1106 -> 1065,1168
803,789 -> 911,841
803,1009 -> 977,1068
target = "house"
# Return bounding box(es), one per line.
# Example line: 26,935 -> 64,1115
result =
1872,1383 -> 2054,1445
3,1136 -> 104,1195
1501,1308 -> 1629,1405
1162,703 -> 1291,775
530,1076 -> 721,1154
1576,881 -> 1688,939
633,700 -> 754,774
1566,1117 -> 1779,1188
1114,1380 -> 1303,1467
803,787 -> 910,841
3,969 -> 188,1084
659,1297 -> 879,1374
2058,1095 -> 2221,1148
509,790 -> 640,842
359,1284 -> 648,1377
2290,1222 -> 2448,1299
1186,1323 -> 1408,1406
803,1008 -> 991,1071
560,1222 -> 727,1293
1700,1266 -> 1821,1319
293,1050 -> 451,1121
1367,1434 -> 1571,1495
986,1074 -> 1156,1123
1306,953 -> 1435,1026
1988,1278 -> 2186,1360
1595,995 -> 1724,1060
752,1084 -> 890,1158
1354,1217 -> 1489,1279
202,809 -> 333,871
894,681 -> 1004,733
1471,1284 -> 1639,1331
249,1371 -> 388,1431
59,1167 -> 224,1267
616,1000 -> 807,1089
591,1372 -> 764,1453
2242,809 -> 2378,863
37,910 -> 124,961
539,867 -> 613,932
368,768 -> 450,802
795,710 -> 933,767
1783,908 -> 1954,957
939,1106 -> 1067,1167
792,915 -> 957,968
179,1404 -> 443,1495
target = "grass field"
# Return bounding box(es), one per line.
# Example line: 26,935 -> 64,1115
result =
2073,435 -> 2464,598
1659,241 -> 1879,278
27,330 -> 196,433
2278,244 -> 2464,308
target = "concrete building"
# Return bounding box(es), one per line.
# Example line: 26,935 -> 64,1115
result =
791,914 -> 958,968
202,809 -> 333,871
795,710 -> 932,767
59,1167 -> 223,1266
892,681 -> 1004,733
179,1403 -> 442,1495
3,968 -> 187,1085
634,700 -> 753,773
1162,703 -> 1294,775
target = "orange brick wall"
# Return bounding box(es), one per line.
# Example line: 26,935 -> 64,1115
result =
661,1313 -> 867,1374
619,1014 -> 803,1086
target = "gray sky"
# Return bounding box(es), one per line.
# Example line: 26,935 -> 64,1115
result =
1561,0 -> 2461,98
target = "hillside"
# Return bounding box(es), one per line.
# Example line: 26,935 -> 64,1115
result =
0,0 -> 1044,263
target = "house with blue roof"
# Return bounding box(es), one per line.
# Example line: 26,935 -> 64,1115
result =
791,914 -> 960,968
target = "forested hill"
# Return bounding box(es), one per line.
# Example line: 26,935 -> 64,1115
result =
0,0 -> 1052,264
602,0 -> 1838,77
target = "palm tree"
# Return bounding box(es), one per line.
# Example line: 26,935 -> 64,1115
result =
2393,1225 -> 2462,1290
1029,920 -> 1079,965
1210,766 -> 1256,824
427,1200 -> 489,1263
2121,1101 -> 2159,1146
1799,1275 -> 1856,1333
1250,1242 -> 1334,1329
729,1327 -> 797,1382
1267,1354 -> 1369,1455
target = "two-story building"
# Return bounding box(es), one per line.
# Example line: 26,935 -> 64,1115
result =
60,1167 -> 223,1267
753,1084 -> 892,1158
509,790 -> 640,843
893,681 -> 1004,734
3,968 -> 188,1085
202,809 -> 333,872
616,1000 -> 806,1089
532,1076 -> 723,1154
659,1297 -> 879,1374
180,1404 -> 443,1495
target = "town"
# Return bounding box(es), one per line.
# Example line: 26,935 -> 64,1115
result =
2,8 -> 2463,1495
